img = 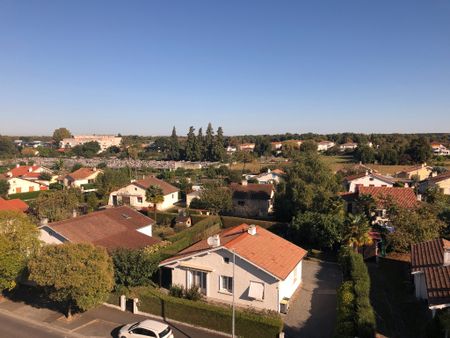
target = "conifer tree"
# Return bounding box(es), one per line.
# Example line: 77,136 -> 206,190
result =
168,126 -> 180,160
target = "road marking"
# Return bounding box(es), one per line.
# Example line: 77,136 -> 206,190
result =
71,319 -> 99,332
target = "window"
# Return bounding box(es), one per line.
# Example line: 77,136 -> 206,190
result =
220,276 -> 233,293
188,270 -> 207,295
238,200 -> 245,206
137,197 -> 143,203
248,281 -> 264,300
223,257 -> 230,264
131,328 -> 156,337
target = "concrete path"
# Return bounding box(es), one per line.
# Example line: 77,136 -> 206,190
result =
283,259 -> 342,338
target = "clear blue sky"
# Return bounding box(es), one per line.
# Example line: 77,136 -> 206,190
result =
1,0 -> 449,136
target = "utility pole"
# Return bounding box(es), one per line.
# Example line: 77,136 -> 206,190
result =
232,249 -> 236,338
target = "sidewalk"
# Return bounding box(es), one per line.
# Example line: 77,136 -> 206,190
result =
0,296 -> 228,338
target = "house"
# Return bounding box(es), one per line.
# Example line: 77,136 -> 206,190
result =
109,176 -> 180,211
343,186 -> 419,225
317,141 -> 335,151
339,142 -> 358,151
0,197 -> 29,212
431,143 -> 450,156
230,182 -> 274,218
159,224 -> 307,313
253,169 -> 285,185
62,167 -> 102,191
395,163 -> 433,181
238,143 -> 255,152
226,146 -> 237,154
411,238 -> 450,316
419,171 -> 450,195
0,175 -> 49,195
39,206 -> 159,250
271,142 -> 283,151
186,190 -> 202,207
61,135 -> 122,152
174,211 -> 192,227
343,171 -> 395,192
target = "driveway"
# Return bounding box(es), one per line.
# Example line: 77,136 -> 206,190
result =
284,259 -> 342,338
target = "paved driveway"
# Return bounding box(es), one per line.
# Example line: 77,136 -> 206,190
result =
284,259 -> 342,338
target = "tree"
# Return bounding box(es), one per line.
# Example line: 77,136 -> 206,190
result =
0,180 -> 9,197
168,126 -> 180,160
28,243 -> 114,318
407,137 -> 432,163
33,189 -> 82,222
387,205 -> 446,252
342,214 -> 372,251
0,211 -> 40,291
52,128 -> 72,146
197,127 -> 205,160
185,127 -> 200,161
205,123 -> 214,161
198,183 -> 232,214
38,172 -> 52,181
112,248 -> 160,288
300,140 -> 317,153
0,136 -> 17,158
95,168 -> 130,200
212,126 -> 226,161
354,145 -> 376,164
72,141 -> 101,158
146,185 -> 164,223
254,136 -> 272,157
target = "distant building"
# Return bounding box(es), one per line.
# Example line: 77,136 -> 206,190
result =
62,167 -> 103,192
339,142 -> 358,151
343,171 -> 395,192
419,171 -> 450,195
395,163 -> 433,181
109,176 -> 180,211
317,141 -> 335,151
431,143 -> 450,156
238,143 -> 256,152
230,181 -> 275,218
39,206 -> 159,250
61,135 -> 122,152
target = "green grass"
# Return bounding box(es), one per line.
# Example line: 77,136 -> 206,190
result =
368,257 -> 430,338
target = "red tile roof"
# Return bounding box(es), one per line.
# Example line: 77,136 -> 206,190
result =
67,168 -> 100,181
160,224 -> 307,280
411,238 -> 450,272
133,176 -> 179,195
230,183 -> 274,200
424,266 -> 450,306
7,166 -> 41,177
357,186 -> 418,209
427,171 -> 450,184
0,198 -> 29,212
46,206 -> 158,250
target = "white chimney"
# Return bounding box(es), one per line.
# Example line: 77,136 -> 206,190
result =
444,249 -> 450,266
72,209 -> 77,218
248,224 -> 257,236
241,179 -> 248,186
40,218 -> 48,227
28,167 -> 33,172
16,164 -> 20,168
207,234 -> 221,248
417,194 -> 422,201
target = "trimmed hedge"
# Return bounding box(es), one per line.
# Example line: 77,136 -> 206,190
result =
335,249 -> 376,338
133,287 -> 283,338
8,190 -> 42,200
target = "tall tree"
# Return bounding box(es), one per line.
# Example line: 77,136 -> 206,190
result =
52,128 -> 72,146
33,189 -> 82,222
28,243 -> 114,318
0,211 -> 40,291
0,136 -> 17,158
145,185 -> 164,223
205,123 -> 214,161
342,214 -> 372,251
197,127 -> 205,160
168,126 -> 180,160
254,136 -> 272,157
212,126 -> 226,161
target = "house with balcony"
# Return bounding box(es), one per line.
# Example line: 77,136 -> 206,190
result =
159,223 -> 307,313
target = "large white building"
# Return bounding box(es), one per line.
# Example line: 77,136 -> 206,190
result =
159,224 -> 307,313
61,135 -> 122,152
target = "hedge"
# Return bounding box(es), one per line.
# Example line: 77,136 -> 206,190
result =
133,287 -> 283,338
8,190 -> 42,200
335,249 -> 376,338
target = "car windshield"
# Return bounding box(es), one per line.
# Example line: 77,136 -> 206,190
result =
159,327 -> 171,337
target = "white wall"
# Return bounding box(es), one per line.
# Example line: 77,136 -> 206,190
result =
7,178 -> 45,195
279,260 -> 303,301
347,175 -> 393,192
109,184 -> 179,210
170,248 -> 280,312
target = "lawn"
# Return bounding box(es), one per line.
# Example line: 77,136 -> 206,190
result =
368,257 -> 430,338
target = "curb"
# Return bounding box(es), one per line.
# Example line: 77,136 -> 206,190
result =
0,307 -> 87,338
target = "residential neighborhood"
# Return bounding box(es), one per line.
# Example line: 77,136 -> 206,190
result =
1,2 -> 450,338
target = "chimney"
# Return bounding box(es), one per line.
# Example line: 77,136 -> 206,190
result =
72,209 -> 77,218
416,194 -> 422,201
241,179 -> 248,186
267,168 -> 271,173
207,234 -> 221,248
93,167 -> 97,172
247,224 -> 257,236
16,164 -> 20,168
28,167 -> 33,172
444,249 -> 450,266
40,218 -> 48,227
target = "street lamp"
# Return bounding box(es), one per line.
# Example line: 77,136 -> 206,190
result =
232,249 -> 236,338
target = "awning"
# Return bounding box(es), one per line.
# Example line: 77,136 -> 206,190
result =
248,281 -> 264,300
178,261 -> 214,272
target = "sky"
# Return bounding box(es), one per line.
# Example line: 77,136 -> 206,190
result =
0,0 -> 450,136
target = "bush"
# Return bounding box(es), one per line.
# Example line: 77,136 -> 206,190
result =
7,190 -> 41,200
169,284 -> 183,298
132,287 -> 283,338
184,285 -> 202,301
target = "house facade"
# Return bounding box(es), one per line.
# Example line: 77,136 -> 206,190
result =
109,176 -> 180,211
431,143 -> 450,156
230,182 -> 274,218
317,141 -> 335,151
395,163 -> 433,181
0,165 -> 52,195
343,171 -> 395,192
63,167 -> 102,190
419,171 -> 450,195
411,238 -> 450,316
159,224 -> 307,313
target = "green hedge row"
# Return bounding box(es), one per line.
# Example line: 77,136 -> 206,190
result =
335,249 -> 376,338
8,190 -> 42,200
134,287 -> 283,338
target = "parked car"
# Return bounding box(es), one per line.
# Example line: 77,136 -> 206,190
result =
118,320 -> 174,338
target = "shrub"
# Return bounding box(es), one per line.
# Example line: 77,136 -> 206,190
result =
169,284 -> 184,298
184,285 -> 202,301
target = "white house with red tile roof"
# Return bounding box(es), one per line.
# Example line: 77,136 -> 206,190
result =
419,171 -> 450,195
0,164 -> 53,195
317,141 -> 335,151
431,143 -> 450,156
343,171 -> 395,192
62,167 -> 103,190
159,224 -> 307,312
230,182 -> 275,217
108,176 -> 180,211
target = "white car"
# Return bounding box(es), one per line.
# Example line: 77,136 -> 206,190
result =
118,319 -> 174,338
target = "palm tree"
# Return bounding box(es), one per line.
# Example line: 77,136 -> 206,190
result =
145,185 -> 164,224
343,213 -> 373,252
